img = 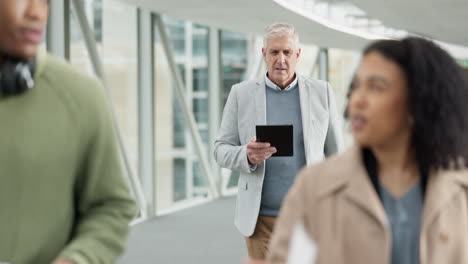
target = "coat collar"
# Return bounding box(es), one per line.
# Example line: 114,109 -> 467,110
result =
316,145 -> 468,232
328,146 -> 388,229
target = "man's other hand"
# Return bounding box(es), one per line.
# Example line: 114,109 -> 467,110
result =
247,136 -> 277,165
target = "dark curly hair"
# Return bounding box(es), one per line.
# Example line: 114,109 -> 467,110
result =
347,37 -> 468,171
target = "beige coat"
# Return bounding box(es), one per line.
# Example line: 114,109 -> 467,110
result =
268,146 -> 468,264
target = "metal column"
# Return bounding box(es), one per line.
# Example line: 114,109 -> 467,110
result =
137,8 -> 156,217
309,48 -> 320,77
208,27 -> 223,194
184,21 -> 195,199
46,0 -> 70,59
318,48 -> 329,81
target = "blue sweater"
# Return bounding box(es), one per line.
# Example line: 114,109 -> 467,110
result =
260,83 -> 306,216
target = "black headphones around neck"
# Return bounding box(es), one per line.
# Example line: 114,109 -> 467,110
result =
0,56 -> 35,96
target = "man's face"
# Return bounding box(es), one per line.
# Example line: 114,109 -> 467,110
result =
0,0 -> 49,60
262,34 -> 301,88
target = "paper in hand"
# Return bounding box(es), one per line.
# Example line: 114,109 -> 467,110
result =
286,221 -> 317,264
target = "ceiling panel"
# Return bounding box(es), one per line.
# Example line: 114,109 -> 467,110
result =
119,0 -> 468,51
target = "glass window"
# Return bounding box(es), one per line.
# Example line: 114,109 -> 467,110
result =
165,18 -> 185,56
221,31 -> 248,104
192,161 -> 206,194
173,158 -> 187,201
173,94 -> 186,148
154,17 -> 210,211
193,97 -> 208,124
93,0 -> 103,43
193,67 -> 208,92
193,24 -> 208,57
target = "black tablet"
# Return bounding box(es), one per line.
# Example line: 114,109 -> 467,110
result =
256,124 -> 293,156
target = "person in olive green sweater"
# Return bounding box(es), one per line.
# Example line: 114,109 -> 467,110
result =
0,1 -> 137,263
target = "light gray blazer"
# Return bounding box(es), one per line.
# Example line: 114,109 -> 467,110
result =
214,74 -> 344,237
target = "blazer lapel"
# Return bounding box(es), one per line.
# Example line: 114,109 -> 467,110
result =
298,75 -> 327,164
254,77 -> 266,126
298,76 -> 311,162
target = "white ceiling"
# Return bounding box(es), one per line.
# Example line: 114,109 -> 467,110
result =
121,0 -> 372,50
121,0 -> 468,51
348,0 -> 468,46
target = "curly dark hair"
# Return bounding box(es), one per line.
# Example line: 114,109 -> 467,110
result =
347,37 -> 468,171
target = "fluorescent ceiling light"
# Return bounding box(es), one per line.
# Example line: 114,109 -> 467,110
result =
273,0 -> 397,40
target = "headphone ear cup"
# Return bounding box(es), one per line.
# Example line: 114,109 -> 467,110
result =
0,60 -> 17,95
15,62 -> 34,94
0,59 -> 34,96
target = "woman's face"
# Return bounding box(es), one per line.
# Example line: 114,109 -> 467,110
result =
348,51 -> 412,148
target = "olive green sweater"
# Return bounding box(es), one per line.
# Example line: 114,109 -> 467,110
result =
0,52 -> 137,264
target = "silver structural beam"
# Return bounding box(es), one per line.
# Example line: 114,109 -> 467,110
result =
184,21 -> 195,199
208,27 -> 223,194
154,14 -> 220,199
318,48 -> 329,82
71,0 -> 104,80
46,0 -> 70,59
137,8 -> 156,216
71,0 -> 149,218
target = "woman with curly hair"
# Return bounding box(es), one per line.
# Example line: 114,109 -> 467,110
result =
267,37 -> 468,264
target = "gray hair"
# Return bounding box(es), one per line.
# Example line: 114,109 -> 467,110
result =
263,23 -> 300,50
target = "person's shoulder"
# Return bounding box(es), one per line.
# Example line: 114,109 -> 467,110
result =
39,52 -> 103,97
297,146 -> 360,197
37,52 -> 108,119
232,78 -> 259,91
298,74 -> 328,90
298,75 -> 332,105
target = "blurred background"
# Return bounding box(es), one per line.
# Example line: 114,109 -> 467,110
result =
43,1 -> 468,262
